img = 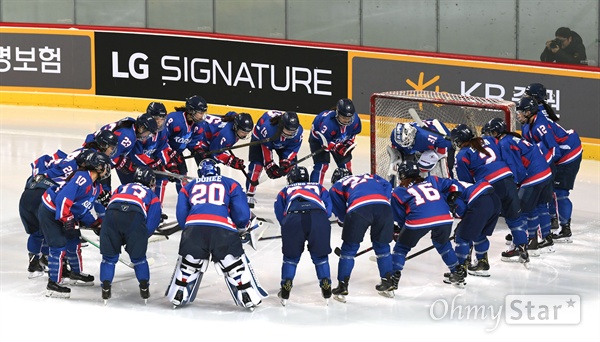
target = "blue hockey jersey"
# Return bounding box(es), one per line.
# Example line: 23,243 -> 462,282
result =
165,111 -> 201,154
454,136 -> 513,184
454,180 -> 495,218
310,109 -> 362,148
274,182 -> 332,224
521,114 -> 582,166
192,115 -> 240,165
30,149 -> 68,177
176,175 -> 250,232
497,134 -> 552,188
129,129 -> 170,167
329,173 -> 391,223
390,121 -> 452,155
108,182 -> 162,236
391,176 -> 462,229
41,170 -> 102,226
84,118 -> 138,165
252,111 -> 303,163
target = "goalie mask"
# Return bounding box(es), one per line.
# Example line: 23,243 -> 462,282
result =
394,123 -> 417,148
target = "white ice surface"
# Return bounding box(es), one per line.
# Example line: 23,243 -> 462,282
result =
1,105 -> 599,342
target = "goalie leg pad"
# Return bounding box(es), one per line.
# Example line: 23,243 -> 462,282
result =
166,255 -> 208,307
216,254 -> 267,309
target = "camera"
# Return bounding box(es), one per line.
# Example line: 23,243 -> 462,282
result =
549,39 -> 561,49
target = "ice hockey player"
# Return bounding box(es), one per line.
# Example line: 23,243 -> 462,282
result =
329,168 -> 395,301
166,159 -> 267,310
484,114 -> 553,261
38,151 -> 111,298
190,112 -> 253,171
518,95 -> 582,244
309,98 -> 361,184
99,167 -> 162,304
163,95 -> 208,192
273,166 -> 333,306
245,110 -> 303,208
451,180 -> 501,277
389,119 -> 452,179
390,160 -> 465,287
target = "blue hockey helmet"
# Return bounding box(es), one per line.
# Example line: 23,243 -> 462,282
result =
516,97 -> 538,124
86,151 -> 112,180
75,148 -> 96,168
280,111 -> 300,139
135,114 -> 158,141
286,166 -> 309,185
397,160 -> 420,180
185,96 -> 208,124
335,98 -> 355,126
525,83 -> 547,103
94,129 -> 118,157
146,101 -> 167,131
484,118 -> 508,137
197,158 -> 220,177
450,124 -> 475,149
133,166 -> 156,190
234,113 -> 254,140
331,167 -> 352,184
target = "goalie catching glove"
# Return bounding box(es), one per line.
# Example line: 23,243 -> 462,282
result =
265,161 -> 283,179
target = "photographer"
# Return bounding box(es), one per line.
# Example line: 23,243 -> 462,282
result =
540,27 -> 587,65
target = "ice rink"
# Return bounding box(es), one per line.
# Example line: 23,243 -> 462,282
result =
1,104 -> 599,342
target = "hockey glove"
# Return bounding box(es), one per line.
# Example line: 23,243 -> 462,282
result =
280,159 -> 293,175
226,156 -> 245,170
447,191 -> 461,217
193,148 -> 210,161
97,190 -> 111,208
147,158 -> 163,170
324,141 -> 336,152
265,161 -> 283,179
90,218 -> 102,236
393,222 -> 401,242
334,141 -> 355,157
115,156 -> 136,175
61,216 -> 76,232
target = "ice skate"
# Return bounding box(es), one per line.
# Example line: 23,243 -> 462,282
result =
101,280 -> 111,305
551,220 -> 573,243
332,279 -> 349,303
277,279 -> 292,307
443,264 -> 467,288
46,279 -> 71,298
320,278 -> 332,305
63,272 -> 94,286
27,253 -> 44,279
538,235 -> 555,254
139,280 -> 150,304
467,253 -> 490,277
375,273 -> 395,298
171,289 -> 184,309
528,237 -> 540,257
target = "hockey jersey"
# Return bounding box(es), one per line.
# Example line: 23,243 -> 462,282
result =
84,118 -> 138,165
107,182 -> 162,236
454,180 -> 495,218
391,176 -> 462,229
497,134 -> 552,187
41,170 -> 102,226
454,136 -> 513,184
329,173 -> 391,223
165,111 -> 202,154
176,175 -> 250,232
274,182 -> 332,224
309,109 -> 362,147
521,114 -> 582,165
30,149 -> 68,177
252,111 -> 303,164
390,121 -> 452,156
129,129 -> 170,167
192,115 -> 240,165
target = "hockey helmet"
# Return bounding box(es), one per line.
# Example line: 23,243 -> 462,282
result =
133,166 -> 157,190
525,83 -> 547,103
185,95 -> 208,123
394,123 -> 417,148
286,166 -> 309,185
397,160 -> 420,180
146,102 -> 167,131
234,113 -> 254,140
74,148 -> 96,168
484,118 -> 507,137
516,97 -> 538,124
280,111 -> 300,139
331,167 -> 351,184
450,124 -> 475,149
135,114 -> 159,141
94,130 -> 118,157
197,158 -> 220,177
86,151 -> 111,180
335,98 -> 355,126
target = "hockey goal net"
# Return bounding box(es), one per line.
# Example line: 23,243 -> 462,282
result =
370,90 -> 517,176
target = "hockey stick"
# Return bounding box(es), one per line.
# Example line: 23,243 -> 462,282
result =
229,149 -> 259,186
408,108 -> 451,140
80,234 -> 155,269
153,170 -> 195,181
184,137 -> 276,159
258,235 -> 282,241
405,235 -> 456,260
333,246 -> 372,258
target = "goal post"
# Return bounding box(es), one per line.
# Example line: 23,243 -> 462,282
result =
370,90 -> 517,176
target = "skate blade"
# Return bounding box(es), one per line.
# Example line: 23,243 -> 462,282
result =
144,299 -> 148,305
453,281 -> 466,288
103,299 -> 108,306
377,290 -> 395,298
46,290 -> 70,299
325,298 -> 330,306
554,238 -> 573,243
28,271 -> 45,279
280,298 -> 287,307
467,270 -> 490,277
501,256 -> 522,262
529,250 -> 540,257
333,294 -> 346,303
64,280 -> 94,286
539,246 -> 555,254
505,240 -> 512,245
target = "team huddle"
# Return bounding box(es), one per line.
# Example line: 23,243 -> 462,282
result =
18,82 -> 582,308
